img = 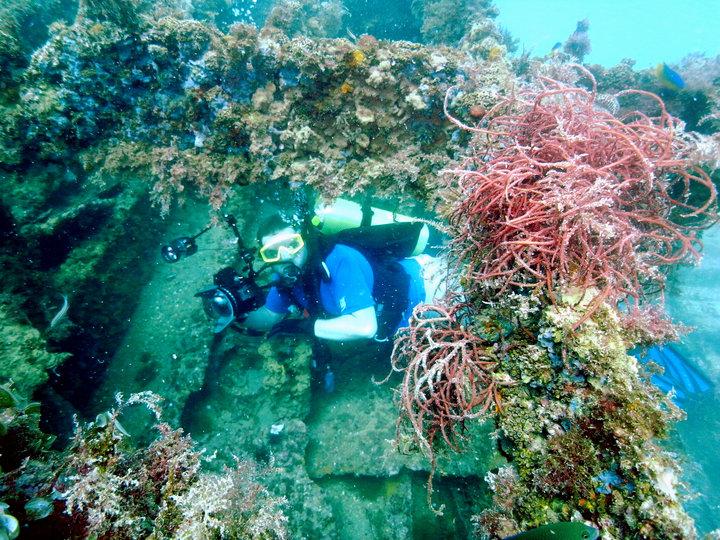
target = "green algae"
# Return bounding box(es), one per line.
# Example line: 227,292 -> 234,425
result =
259,338 -> 312,415
0,1 -> 716,537
3,11 -> 514,210
0,303 -> 69,400
475,291 -> 694,538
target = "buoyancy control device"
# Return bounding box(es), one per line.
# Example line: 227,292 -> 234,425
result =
309,198 -> 430,339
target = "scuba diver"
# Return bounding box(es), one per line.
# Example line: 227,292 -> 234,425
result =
242,211 -> 448,343
164,193 -> 450,392
165,200 -> 713,402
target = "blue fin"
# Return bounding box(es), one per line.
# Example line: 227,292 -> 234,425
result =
665,346 -> 711,394
642,346 -> 711,398
651,374 -> 688,401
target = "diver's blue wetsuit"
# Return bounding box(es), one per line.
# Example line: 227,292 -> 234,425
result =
264,244 -> 425,334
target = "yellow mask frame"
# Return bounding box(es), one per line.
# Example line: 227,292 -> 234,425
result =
259,232 -> 305,263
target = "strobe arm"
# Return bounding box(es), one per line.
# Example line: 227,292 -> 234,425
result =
160,224 -> 212,263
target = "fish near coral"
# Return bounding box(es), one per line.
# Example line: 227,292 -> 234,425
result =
504,522 -> 598,540
656,63 -> 685,91
49,294 -> 69,329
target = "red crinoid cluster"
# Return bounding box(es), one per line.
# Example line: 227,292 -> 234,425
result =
388,303 -> 500,456
444,65 -> 717,318
385,302 -> 502,511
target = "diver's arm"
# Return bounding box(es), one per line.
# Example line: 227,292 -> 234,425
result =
243,306 -> 285,332
314,306 -> 378,341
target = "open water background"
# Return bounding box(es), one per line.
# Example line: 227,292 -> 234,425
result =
6,0 -> 720,536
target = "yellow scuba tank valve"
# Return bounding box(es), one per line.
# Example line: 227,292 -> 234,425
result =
312,198 -> 429,256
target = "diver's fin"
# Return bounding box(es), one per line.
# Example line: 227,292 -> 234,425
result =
651,374 -> 688,401
646,345 -> 711,397
665,346 -> 711,393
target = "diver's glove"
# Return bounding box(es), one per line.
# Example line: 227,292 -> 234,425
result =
268,317 -> 316,337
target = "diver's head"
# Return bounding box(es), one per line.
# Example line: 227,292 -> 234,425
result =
257,214 -> 308,286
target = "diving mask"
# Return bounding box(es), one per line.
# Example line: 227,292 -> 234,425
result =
259,232 -> 305,263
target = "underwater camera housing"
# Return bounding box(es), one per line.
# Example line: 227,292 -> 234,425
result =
160,214 -> 268,333
195,267 -> 264,333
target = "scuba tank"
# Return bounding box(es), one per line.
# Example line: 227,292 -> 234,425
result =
312,198 -> 429,257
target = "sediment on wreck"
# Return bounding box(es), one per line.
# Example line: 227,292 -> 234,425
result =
0,3 -> 515,536
3,1 -> 719,538
0,0 -> 513,416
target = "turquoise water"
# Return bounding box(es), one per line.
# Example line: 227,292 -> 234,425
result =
496,0 -> 720,68
664,225 -> 720,533
1,0 -> 719,538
